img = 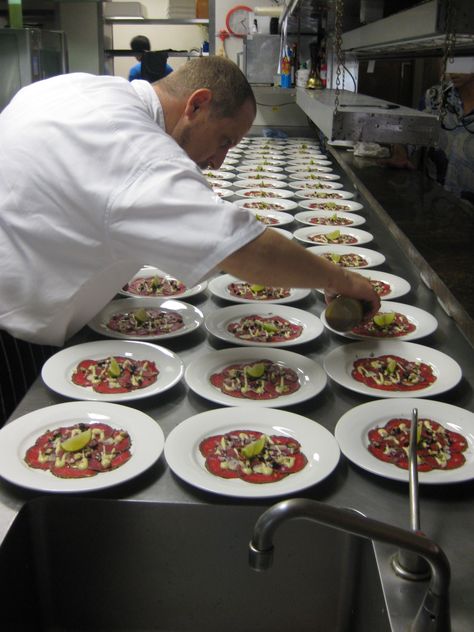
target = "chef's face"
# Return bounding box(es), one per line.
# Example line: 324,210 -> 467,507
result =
173,91 -> 255,169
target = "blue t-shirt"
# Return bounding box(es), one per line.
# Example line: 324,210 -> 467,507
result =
128,61 -> 173,82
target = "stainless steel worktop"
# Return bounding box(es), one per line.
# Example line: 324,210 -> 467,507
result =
0,143 -> 473,631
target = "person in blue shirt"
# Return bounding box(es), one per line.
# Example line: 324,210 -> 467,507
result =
128,35 -> 173,82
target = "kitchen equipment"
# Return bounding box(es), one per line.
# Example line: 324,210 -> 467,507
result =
0,28 -> 67,111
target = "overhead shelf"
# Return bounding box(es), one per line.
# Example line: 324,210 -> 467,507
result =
104,19 -> 209,25
342,0 -> 474,56
296,88 -> 439,145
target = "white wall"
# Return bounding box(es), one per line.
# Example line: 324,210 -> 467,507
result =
214,0 -> 277,64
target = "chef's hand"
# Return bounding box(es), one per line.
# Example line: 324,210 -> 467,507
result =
324,270 -> 381,320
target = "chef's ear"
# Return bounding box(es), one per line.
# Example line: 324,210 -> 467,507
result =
186,89 -> 212,117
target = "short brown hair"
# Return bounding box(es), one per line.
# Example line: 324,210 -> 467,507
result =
158,56 -> 256,119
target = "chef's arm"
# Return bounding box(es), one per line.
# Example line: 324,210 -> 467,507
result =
219,228 -> 380,316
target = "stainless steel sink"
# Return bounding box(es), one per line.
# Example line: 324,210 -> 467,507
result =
0,497 -> 391,632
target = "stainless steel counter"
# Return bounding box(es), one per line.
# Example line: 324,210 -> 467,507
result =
0,143 -> 473,631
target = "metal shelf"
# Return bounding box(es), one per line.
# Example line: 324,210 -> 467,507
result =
296,88 -> 439,145
104,19 -> 209,25
105,49 -> 202,58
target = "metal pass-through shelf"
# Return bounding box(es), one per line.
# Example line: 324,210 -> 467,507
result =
296,88 -> 439,145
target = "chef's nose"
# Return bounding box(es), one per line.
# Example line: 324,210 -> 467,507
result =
208,147 -> 228,170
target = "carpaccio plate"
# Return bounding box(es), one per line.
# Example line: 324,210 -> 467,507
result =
42,340 -> 184,402
205,303 -> 324,347
0,402 -> 164,492
234,197 -> 298,214
323,341 -> 462,398
335,398 -> 474,484
164,407 -> 340,498
298,199 -> 364,212
294,210 -> 366,228
307,245 -> 386,269
234,188 -> 295,199
120,267 -> 207,300
185,347 -> 327,408
208,274 -> 311,304
233,178 -> 290,189
293,189 -> 355,200
88,298 -> 204,341
293,226 -> 373,246
320,301 -> 438,342
288,180 -> 344,190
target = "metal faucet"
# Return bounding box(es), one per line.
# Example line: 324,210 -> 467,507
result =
249,498 -> 450,632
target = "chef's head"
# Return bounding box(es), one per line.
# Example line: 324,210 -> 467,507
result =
130,35 -> 151,61
154,57 -> 256,169
445,56 -> 474,89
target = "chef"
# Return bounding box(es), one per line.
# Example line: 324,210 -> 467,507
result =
0,56 -> 379,346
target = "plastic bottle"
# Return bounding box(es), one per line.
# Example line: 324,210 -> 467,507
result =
296,62 -> 310,88
320,61 -> 327,88
280,53 -> 291,89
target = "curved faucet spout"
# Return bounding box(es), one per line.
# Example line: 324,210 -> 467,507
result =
249,499 -> 450,632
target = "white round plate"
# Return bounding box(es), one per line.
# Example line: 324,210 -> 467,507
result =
0,402 -> 165,493
287,157 -> 332,166
236,164 -> 284,174
119,267 -> 207,300
235,171 -> 287,181
215,164 -> 235,172
270,227 -> 293,239
234,187 -> 294,199
288,180 -> 344,190
252,209 -> 295,227
206,178 -> 233,189
284,148 -> 324,155
42,340 -> 184,402
294,226 -> 374,246
353,269 -> 412,300
298,199 -> 364,212
208,274 -> 311,304
285,139 -> 320,145
223,157 -> 239,165
185,347 -> 327,408
321,300 -> 438,341
233,178 -> 289,189
289,172 -> 341,181
314,269 -> 411,301
205,303 -> 324,347
234,197 -> 298,213
202,169 -> 235,180
308,245 -> 386,269
239,158 -> 287,166
295,210 -> 366,227
164,407 -> 340,498
87,298 -> 204,341
212,187 -> 234,199
335,399 -> 474,484
294,189 -> 355,200
323,340 -> 462,398
286,165 -> 333,174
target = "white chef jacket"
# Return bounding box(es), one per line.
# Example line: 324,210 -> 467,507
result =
0,73 -> 264,346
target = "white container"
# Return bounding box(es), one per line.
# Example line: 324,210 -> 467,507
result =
296,68 -> 310,88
